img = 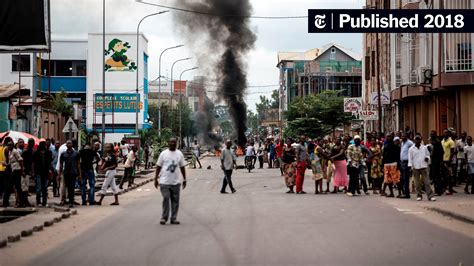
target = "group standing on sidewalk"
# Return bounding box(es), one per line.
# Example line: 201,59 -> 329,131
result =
0,135 -> 146,208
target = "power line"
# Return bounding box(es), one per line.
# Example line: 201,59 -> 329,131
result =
157,75 -> 280,88
137,0 -> 307,19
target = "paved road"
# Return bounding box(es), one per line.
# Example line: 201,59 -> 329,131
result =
24,157 -> 474,265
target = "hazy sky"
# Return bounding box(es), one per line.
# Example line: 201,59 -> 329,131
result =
51,0 -> 364,110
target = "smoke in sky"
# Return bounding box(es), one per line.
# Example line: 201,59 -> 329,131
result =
173,0 -> 257,146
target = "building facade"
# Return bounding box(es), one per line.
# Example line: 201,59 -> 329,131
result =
364,0 -> 474,137
277,44 -> 363,134
85,32 -> 151,143
0,37 -> 86,138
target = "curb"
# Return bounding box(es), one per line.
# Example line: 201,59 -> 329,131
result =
1,209 -> 78,249
425,207 -> 474,225
101,177 -> 154,197
0,177 -> 152,249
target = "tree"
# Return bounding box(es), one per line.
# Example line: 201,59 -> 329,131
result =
284,90 -> 351,139
52,89 -> 73,116
318,90 -> 352,134
246,109 -> 257,135
255,95 -> 270,123
270,89 -> 279,108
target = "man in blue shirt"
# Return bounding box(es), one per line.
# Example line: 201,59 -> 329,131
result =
400,132 -> 414,198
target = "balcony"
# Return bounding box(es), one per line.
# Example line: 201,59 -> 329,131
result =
39,76 -> 86,93
444,35 -> 473,72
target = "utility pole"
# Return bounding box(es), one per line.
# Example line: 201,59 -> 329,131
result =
101,0 -> 106,147
375,2 -> 383,134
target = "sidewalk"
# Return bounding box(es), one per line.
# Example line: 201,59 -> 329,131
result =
421,194 -> 474,224
382,192 -> 474,224
0,168 -> 156,248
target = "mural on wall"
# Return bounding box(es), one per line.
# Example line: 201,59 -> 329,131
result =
104,38 -> 138,72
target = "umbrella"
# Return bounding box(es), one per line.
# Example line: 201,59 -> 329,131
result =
0,131 -> 41,145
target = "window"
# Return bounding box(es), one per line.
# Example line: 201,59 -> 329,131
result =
40,60 -> 87,76
74,61 -> 87,76
12,55 -> 30,72
55,60 -> 73,76
330,48 -> 336,60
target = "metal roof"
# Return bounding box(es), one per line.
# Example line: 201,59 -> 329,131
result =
0,84 -> 29,99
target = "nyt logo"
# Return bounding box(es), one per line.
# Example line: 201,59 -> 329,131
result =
314,14 -> 327,29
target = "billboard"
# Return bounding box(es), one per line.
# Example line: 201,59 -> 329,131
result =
0,0 -> 51,52
95,94 -> 143,113
174,80 -> 187,95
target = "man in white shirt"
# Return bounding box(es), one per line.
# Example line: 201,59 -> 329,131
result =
245,141 -> 256,169
408,135 -> 436,201
464,136 -> 473,194
155,138 -> 187,225
192,140 -> 202,169
221,140 -> 237,194
55,142 -> 71,204
119,146 -> 137,189
120,140 -> 130,162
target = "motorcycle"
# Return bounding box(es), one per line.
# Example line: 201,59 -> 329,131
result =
245,156 -> 254,173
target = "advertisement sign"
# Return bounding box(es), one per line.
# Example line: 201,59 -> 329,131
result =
343,97 -> 362,113
94,94 -> 142,113
370,91 -> 390,105
358,110 -> 379,121
104,38 -> 137,72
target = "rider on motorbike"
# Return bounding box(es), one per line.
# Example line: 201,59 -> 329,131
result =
245,141 -> 257,169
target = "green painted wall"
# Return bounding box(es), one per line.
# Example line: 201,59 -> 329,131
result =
0,101 -> 10,132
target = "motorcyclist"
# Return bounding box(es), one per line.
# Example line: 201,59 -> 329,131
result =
245,141 -> 257,169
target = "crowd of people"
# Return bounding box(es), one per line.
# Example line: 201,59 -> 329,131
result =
241,129 -> 473,201
0,137 -> 141,208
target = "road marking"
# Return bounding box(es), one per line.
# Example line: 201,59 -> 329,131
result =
395,207 -> 425,215
144,189 -> 150,192
137,189 -> 142,191
395,208 -> 412,212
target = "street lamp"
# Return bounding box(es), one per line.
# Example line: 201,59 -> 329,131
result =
170,57 -> 192,95
135,10 -> 169,135
170,57 -> 191,138
178,67 -> 198,148
158,45 -> 184,137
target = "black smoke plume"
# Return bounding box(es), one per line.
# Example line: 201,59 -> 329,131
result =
173,0 -> 257,146
193,97 -> 222,147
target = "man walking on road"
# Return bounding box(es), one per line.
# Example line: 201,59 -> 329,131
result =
155,138 -> 187,225
192,140 -> 202,169
221,140 -> 237,194
408,135 -> 436,201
